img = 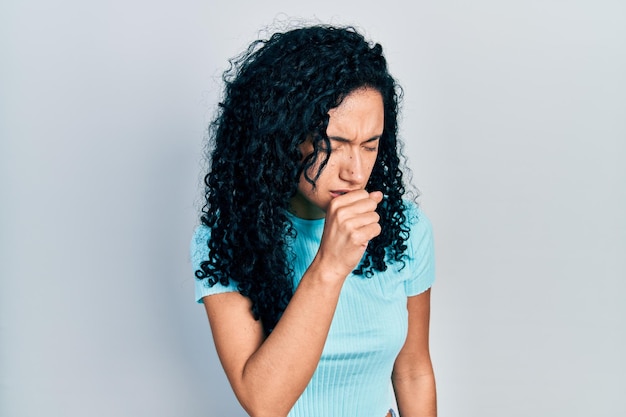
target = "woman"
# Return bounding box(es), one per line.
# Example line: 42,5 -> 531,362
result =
191,24 -> 436,417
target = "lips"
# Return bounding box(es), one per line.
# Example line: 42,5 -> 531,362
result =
330,190 -> 352,198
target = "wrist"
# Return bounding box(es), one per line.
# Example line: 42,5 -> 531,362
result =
306,255 -> 350,288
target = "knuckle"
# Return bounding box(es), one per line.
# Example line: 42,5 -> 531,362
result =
366,223 -> 381,239
351,231 -> 365,246
335,206 -> 348,222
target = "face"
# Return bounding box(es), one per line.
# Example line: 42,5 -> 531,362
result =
290,87 -> 384,219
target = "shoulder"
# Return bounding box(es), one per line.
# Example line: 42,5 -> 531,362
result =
190,224 -> 239,302
190,223 -> 215,269
402,199 -> 434,241
400,199 -> 436,295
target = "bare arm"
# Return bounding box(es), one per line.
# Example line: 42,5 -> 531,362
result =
204,191 -> 383,417
392,289 -> 437,417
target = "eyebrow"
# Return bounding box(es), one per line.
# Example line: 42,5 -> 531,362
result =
327,135 -> 382,144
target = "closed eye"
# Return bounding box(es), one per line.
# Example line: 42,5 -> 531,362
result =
363,137 -> 380,152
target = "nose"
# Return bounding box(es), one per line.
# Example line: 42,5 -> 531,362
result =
338,148 -> 366,184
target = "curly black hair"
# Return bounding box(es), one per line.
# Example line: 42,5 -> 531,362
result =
195,24 -> 411,335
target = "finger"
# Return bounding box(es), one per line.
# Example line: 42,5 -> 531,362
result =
368,191 -> 384,203
342,211 -> 380,231
358,222 -> 382,244
341,190 -> 383,212
331,189 -> 370,205
333,199 -> 379,223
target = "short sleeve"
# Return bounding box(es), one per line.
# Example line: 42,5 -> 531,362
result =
403,202 -> 436,297
190,225 -> 239,303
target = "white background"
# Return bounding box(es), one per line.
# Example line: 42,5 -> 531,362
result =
2,1 -> 625,416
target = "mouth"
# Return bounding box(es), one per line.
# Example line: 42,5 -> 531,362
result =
330,190 -> 352,198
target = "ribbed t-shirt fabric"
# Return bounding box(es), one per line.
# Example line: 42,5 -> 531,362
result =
191,200 -> 435,417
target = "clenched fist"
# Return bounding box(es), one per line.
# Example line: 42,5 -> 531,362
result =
314,189 -> 383,282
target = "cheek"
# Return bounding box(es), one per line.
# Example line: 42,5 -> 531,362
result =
366,152 -> 379,173
302,151 -> 335,182
297,172 -> 312,194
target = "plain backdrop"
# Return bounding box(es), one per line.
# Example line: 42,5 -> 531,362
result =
1,1 -> 625,416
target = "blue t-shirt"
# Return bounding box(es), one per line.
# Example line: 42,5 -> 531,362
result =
191,200 -> 435,417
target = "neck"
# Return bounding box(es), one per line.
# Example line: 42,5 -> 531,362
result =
289,193 -> 325,220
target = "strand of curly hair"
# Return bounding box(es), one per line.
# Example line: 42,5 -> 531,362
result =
195,25 -> 412,335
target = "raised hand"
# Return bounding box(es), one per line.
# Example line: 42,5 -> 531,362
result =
314,189 -> 383,281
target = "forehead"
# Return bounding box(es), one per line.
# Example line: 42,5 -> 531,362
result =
327,88 -> 384,137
